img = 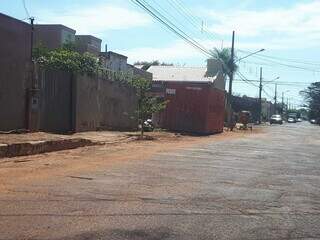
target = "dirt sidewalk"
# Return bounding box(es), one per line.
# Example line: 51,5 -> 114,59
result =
0,128 -> 264,194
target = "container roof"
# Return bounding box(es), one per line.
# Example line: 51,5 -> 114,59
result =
148,66 -> 218,83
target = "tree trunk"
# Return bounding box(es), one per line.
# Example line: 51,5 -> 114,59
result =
140,122 -> 144,138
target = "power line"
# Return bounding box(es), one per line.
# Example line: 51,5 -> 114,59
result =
238,49 -> 320,66
147,0 -> 217,47
238,50 -> 320,73
22,0 -> 30,18
131,0 -> 212,58
234,72 -> 275,101
165,0 -> 224,42
262,89 -> 273,99
233,79 -> 314,85
235,72 -> 259,88
252,55 -> 320,72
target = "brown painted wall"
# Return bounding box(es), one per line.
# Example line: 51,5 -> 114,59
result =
0,13 -> 32,131
74,74 -> 138,132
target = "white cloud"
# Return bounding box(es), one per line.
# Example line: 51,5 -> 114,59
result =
35,3 -> 151,34
117,40 -> 206,63
207,1 -> 320,37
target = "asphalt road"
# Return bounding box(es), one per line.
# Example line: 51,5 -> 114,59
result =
1,122 -> 320,240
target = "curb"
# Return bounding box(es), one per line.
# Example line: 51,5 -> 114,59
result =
0,138 -> 96,159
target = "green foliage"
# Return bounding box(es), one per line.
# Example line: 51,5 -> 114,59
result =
33,43 -> 101,75
300,82 -> 320,119
129,78 -> 168,136
209,48 -> 238,79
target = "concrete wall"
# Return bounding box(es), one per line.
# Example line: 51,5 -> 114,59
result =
206,59 -> 225,91
74,74 -> 138,132
0,13 -> 32,131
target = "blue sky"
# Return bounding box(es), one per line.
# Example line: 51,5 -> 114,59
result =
2,0 -> 320,107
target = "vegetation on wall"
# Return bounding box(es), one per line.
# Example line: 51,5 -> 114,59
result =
34,44 -> 168,132
33,43 -> 101,75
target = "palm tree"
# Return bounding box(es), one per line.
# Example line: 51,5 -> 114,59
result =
209,48 -> 238,80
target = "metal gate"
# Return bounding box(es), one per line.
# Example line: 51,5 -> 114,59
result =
39,70 -> 73,133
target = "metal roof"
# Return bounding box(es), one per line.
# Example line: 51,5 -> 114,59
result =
148,66 -> 218,82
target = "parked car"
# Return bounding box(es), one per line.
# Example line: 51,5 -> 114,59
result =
310,119 -> 317,124
297,118 -> 302,122
288,117 -> 296,123
270,115 -> 283,124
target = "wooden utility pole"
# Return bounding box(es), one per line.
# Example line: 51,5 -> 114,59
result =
227,31 -> 235,129
258,67 -> 263,124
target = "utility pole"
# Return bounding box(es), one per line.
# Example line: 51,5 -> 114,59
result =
30,17 -> 34,61
258,67 -> 263,124
227,31 -> 235,129
274,83 -> 277,114
281,92 -> 284,115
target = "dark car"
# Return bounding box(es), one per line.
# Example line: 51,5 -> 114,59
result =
270,114 -> 283,124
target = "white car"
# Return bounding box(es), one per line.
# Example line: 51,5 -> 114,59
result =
310,119 -> 317,124
288,117 -> 296,123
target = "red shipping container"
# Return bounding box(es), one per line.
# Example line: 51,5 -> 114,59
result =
155,81 -> 225,134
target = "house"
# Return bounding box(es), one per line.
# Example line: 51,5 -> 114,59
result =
34,24 -> 76,49
231,95 -> 260,122
75,35 -> 102,56
231,96 -> 275,122
149,59 -> 226,134
100,48 -> 128,72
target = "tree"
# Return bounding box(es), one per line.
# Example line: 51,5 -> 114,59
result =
300,82 -> 320,119
129,78 -> 168,138
134,60 -> 173,70
209,48 -> 238,80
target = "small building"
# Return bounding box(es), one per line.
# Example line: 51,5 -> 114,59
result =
34,24 -> 76,49
100,49 -> 128,72
149,59 -> 226,134
75,35 -> 102,56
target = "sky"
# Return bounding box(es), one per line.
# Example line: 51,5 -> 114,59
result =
1,0 -> 320,107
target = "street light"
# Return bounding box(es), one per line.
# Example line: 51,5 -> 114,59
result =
236,49 -> 265,62
264,76 -> 280,85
